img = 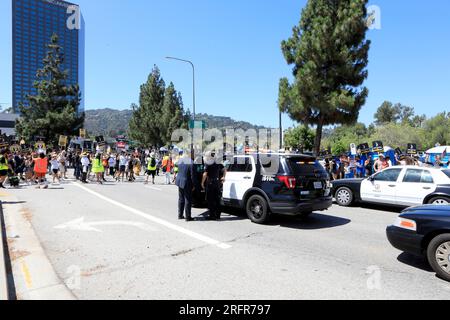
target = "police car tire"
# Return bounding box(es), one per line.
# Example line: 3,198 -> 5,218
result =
246,195 -> 270,224
335,187 -> 354,207
427,233 -> 450,282
427,196 -> 450,205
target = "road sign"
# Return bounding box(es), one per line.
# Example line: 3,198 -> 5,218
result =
189,120 -> 206,129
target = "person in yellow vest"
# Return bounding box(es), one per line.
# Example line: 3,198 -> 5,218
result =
0,149 -> 10,189
172,153 -> 181,184
91,153 -> 105,184
34,152 -> 48,189
145,152 -> 157,185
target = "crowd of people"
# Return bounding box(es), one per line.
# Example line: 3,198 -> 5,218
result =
322,152 -> 449,181
0,147 -> 185,189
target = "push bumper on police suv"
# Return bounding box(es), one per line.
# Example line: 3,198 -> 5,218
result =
270,196 -> 333,216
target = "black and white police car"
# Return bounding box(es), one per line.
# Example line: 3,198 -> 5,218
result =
332,166 -> 450,207
222,153 -> 332,224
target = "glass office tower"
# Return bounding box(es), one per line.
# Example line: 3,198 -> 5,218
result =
12,0 -> 85,113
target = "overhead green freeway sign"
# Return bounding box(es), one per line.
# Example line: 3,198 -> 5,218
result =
189,120 -> 206,129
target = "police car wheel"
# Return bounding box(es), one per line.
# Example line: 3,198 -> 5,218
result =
427,234 -> 450,282
428,197 -> 450,205
246,195 -> 270,224
335,187 -> 354,207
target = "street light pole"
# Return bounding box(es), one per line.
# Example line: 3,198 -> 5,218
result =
165,57 -> 196,121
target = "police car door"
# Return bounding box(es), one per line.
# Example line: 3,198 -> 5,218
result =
222,156 -> 256,204
395,168 -> 437,206
360,168 -> 403,205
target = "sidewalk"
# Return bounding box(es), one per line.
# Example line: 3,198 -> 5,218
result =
0,192 -> 75,300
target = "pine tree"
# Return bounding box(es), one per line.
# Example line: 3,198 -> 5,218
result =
161,82 -> 187,144
15,34 -> 84,145
278,0 -> 371,155
129,65 -> 166,146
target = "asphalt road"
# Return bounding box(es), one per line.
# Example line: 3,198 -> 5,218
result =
4,171 -> 450,300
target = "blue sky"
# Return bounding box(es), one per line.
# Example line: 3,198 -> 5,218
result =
1,0 -> 449,128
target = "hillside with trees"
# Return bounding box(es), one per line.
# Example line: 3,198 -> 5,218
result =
85,109 -> 268,141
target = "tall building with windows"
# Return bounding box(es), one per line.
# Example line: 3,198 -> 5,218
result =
12,0 -> 85,113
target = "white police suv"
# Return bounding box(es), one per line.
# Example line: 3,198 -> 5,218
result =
222,153 -> 332,224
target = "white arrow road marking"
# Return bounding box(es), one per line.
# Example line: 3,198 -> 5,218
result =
54,217 -> 158,233
71,183 -> 232,250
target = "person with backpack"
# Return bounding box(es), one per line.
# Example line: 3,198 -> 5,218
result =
145,152 -> 157,185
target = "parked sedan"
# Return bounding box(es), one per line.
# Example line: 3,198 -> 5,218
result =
332,167 -> 450,207
386,205 -> 450,281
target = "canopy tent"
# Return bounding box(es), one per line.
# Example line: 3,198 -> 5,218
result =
426,146 -> 450,154
159,147 -> 168,152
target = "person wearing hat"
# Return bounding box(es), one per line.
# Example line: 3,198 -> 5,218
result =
92,153 -> 105,184
80,152 -> 90,183
145,152 -> 157,185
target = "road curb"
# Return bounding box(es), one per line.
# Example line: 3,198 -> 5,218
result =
0,201 -> 9,300
1,196 -> 76,300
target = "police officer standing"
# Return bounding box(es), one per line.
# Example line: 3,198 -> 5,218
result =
201,151 -> 226,221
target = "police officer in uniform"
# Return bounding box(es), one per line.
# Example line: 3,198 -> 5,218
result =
201,151 -> 226,220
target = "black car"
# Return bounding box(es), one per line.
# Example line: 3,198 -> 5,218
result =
386,205 -> 450,281
221,153 -> 333,224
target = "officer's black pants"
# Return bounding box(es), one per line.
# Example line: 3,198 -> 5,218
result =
206,182 -> 221,218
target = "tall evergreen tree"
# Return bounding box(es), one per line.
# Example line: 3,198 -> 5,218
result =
129,65 -> 166,146
278,0 -> 371,154
15,34 -> 84,145
161,82 -> 187,144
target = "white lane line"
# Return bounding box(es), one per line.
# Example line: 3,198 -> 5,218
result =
71,183 -> 232,250
145,186 -> 163,191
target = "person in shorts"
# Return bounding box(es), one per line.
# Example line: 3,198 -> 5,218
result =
34,152 -> 49,189
145,153 -> 157,185
50,153 -> 61,184
117,153 -> 127,182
